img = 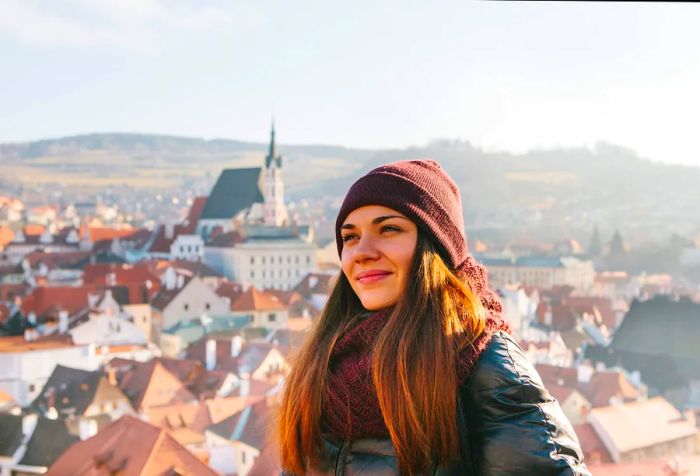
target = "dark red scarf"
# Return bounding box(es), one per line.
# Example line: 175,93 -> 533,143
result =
321,256 -> 511,439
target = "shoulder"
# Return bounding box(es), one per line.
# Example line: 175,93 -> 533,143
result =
460,330 -> 591,475
467,330 -> 546,395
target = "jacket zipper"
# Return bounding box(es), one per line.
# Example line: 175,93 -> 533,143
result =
334,439 -> 350,476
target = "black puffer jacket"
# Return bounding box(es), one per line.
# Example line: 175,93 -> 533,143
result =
297,331 -> 591,475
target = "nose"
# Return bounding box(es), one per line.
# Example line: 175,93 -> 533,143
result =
352,234 -> 380,262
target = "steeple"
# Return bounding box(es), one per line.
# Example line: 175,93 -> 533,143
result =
265,120 -> 281,169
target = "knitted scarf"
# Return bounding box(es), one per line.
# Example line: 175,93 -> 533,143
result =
321,256 -> 511,439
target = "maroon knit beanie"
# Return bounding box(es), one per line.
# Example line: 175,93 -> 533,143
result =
335,159 -> 468,269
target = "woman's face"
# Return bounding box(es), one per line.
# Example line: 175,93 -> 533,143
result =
340,205 -> 418,311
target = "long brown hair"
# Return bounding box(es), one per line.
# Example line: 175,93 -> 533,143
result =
276,233 -> 486,474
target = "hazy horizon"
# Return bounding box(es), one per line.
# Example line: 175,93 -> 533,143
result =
2,1 -> 699,166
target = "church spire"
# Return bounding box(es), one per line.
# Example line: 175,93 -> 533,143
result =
266,119 -> 280,169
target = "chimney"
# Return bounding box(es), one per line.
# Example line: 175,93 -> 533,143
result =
46,386 -> 56,410
176,274 -> 185,289
231,335 -> 243,358
22,413 -> 38,437
78,419 -> 98,440
205,339 -> 217,371
28,312 -> 37,325
58,310 -> 69,334
165,223 -> 174,240
24,328 -> 38,342
107,272 -> 117,286
107,368 -> 117,387
239,372 -> 250,397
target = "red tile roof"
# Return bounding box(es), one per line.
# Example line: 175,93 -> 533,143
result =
216,282 -> 245,310
589,397 -> 698,454
588,456 -> 700,476
47,415 -> 218,476
109,360 -> 196,410
183,197 -> 207,234
293,272 -> 335,297
535,364 -> 579,388
86,226 -> 138,243
0,303 -> 10,323
21,285 -> 95,321
23,224 -> 45,236
232,287 -> 286,312
583,370 -> 642,408
573,423 -> 613,464
82,263 -> 161,287
0,225 -> 13,249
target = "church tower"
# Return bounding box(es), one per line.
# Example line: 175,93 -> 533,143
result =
263,121 -> 288,226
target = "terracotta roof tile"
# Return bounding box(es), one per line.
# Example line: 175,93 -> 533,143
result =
206,398 -> 271,450
535,364 -> 578,388
588,456 -> 700,476
583,370 -> 642,407
47,415 -> 218,475
573,423 -> 612,464
21,285 -> 95,322
232,287 -> 286,312
589,397 -> 698,453
108,360 -> 196,410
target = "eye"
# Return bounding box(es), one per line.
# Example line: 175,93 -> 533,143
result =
341,233 -> 358,243
380,225 -> 401,233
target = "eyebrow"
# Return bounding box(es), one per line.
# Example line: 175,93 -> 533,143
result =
341,215 -> 408,230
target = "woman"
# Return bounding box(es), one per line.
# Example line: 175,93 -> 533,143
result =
277,160 -> 590,475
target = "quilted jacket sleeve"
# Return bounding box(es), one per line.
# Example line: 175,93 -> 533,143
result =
460,331 -> 591,476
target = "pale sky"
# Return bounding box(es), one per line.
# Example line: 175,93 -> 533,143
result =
1,1 -> 699,166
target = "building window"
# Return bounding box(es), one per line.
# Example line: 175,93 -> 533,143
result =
142,316 -> 147,323
205,303 -> 210,310
262,256 -> 266,264
29,384 -> 36,392
184,304 -> 189,311
278,256 -> 282,263
287,256 -> 291,263
241,451 -> 246,464
263,270 -> 266,278
268,313 -> 276,322
250,257 -> 255,264
295,256 -> 299,264
306,256 -> 311,264
250,270 -> 255,278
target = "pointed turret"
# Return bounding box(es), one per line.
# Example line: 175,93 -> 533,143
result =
265,120 -> 282,169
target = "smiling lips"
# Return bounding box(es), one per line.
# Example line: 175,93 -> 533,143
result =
356,270 -> 392,284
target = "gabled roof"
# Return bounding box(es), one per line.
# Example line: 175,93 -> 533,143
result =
535,364 -> 578,388
0,282 -> 30,301
24,250 -> 92,270
573,423 -> 612,464
144,401 -> 212,441
186,338 -> 288,375
47,415 -> 219,476
32,365 -> 101,416
200,167 -> 264,220
589,397 -> 698,454
21,285 -> 95,322
232,287 -> 286,312
86,226 -> 138,243
583,370 -> 642,407
183,196 -> 208,234
112,360 -> 196,410
612,295 -> 700,360
206,230 -> 245,247
216,281 -> 245,310
169,259 -> 221,278
206,398 -> 271,450
82,263 -> 161,287
0,413 -> 23,457
19,416 -> 79,468
293,272 -> 335,297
